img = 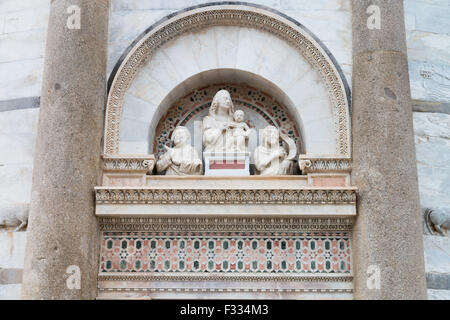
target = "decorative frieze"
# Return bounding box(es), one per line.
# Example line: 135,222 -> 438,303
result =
98,273 -> 353,283
98,217 -> 354,232
98,287 -> 353,294
95,188 -> 356,205
102,155 -> 155,172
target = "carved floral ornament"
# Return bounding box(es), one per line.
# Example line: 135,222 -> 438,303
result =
95,188 -> 356,205
105,4 -> 351,156
98,216 -> 355,232
102,155 -> 156,172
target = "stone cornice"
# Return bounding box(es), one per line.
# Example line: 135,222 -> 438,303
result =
95,187 -> 357,205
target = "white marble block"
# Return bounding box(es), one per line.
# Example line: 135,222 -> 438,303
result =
203,152 -> 250,176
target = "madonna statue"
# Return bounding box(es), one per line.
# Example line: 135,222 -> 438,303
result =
202,89 -> 236,153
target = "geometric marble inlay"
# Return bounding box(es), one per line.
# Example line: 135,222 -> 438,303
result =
100,232 -> 351,274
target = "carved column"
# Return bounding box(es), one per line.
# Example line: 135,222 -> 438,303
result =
22,0 -> 109,299
351,0 -> 427,299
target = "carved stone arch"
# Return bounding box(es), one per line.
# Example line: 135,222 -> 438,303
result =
105,2 -> 351,156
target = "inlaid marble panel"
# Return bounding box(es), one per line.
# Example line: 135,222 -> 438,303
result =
100,231 -> 351,274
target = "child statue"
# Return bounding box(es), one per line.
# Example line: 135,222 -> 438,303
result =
226,109 -> 251,152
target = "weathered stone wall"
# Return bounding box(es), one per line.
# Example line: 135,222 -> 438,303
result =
0,0 -> 449,299
405,0 -> 450,299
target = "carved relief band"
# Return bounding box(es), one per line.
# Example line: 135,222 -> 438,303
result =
95,188 -> 356,205
298,155 -> 352,174
98,217 -> 355,232
102,155 -> 156,172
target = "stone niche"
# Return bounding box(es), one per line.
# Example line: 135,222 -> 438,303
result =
98,3 -> 354,300
152,83 -> 303,175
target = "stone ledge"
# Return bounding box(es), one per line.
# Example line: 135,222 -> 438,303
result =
95,187 -> 357,217
95,187 -> 357,205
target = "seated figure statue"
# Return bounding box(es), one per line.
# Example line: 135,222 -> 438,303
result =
203,89 -> 234,153
156,126 -> 202,176
202,90 -> 251,176
254,125 -> 297,176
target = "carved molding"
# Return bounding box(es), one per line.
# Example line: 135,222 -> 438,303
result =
95,188 -> 357,205
298,156 -> 351,173
98,217 -> 354,231
105,4 -> 351,156
102,155 -> 155,172
98,273 -> 353,283
98,287 -> 353,294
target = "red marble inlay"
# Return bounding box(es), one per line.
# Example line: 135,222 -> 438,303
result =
209,160 -> 245,170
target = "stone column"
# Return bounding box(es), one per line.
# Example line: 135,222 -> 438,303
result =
22,0 -> 109,299
351,0 -> 427,299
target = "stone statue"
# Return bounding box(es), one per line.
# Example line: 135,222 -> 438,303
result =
424,208 -> 450,236
156,126 -> 202,176
203,89 -> 236,153
226,110 -> 251,152
254,125 -> 297,176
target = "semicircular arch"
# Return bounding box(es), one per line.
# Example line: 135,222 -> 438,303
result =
105,2 -> 351,157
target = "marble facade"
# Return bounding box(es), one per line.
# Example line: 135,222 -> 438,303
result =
0,0 -> 449,300
96,2 -> 354,299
